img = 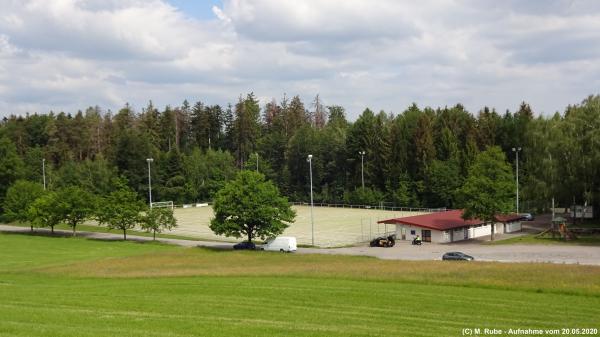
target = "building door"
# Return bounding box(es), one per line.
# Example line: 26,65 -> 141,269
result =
464,227 -> 468,239
422,230 -> 431,242
401,228 -> 406,240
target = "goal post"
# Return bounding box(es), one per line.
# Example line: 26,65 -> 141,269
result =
150,201 -> 174,210
378,201 -> 396,211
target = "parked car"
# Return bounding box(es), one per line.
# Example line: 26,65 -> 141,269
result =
261,236 -> 297,252
442,252 -> 474,261
520,213 -> 535,221
369,235 -> 396,248
233,241 -> 256,250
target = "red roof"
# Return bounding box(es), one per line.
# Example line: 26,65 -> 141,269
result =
377,210 -> 523,231
494,214 -> 525,223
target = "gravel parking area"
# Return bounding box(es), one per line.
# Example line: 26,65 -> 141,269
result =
299,240 -> 600,265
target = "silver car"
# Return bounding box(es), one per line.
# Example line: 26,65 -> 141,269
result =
442,252 -> 474,261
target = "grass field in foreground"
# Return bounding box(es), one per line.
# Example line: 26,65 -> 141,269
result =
1,233 -> 599,337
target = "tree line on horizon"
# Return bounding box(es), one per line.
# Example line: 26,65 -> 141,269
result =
0,93 -> 599,215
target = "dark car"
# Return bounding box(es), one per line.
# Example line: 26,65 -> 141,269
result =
369,235 -> 396,248
442,252 -> 474,261
520,213 -> 534,221
233,241 -> 256,250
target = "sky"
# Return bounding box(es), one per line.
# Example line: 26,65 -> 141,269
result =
1,0 -> 600,120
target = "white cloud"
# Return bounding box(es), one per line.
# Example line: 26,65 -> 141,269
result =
0,0 -> 599,118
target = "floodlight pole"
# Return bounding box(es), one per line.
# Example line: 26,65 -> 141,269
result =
512,147 -> 521,213
359,151 -> 366,189
146,158 -> 154,208
307,154 -> 314,246
42,158 -> 46,190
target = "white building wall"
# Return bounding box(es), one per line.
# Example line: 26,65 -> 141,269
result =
394,224 -> 447,243
505,221 -> 522,233
395,224 -> 422,241
472,224 -> 491,237
430,229 -> 445,243
441,230 -> 451,243
453,228 -> 465,241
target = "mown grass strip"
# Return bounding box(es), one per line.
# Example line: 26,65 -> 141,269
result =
0,275 -> 598,337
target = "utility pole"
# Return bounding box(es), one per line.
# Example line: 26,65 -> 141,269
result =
359,151 -> 366,189
42,158 -> 46,190
512,147 -> 521,213
146,158 -> 154,207
307,154 -> 314,246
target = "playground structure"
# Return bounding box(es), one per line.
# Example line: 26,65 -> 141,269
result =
536,217 -> 576,240
536,216 -> 600,240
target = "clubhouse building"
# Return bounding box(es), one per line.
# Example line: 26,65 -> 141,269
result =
378,209 -> 523,243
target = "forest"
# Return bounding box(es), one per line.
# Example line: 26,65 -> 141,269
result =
0,93 -> 599,214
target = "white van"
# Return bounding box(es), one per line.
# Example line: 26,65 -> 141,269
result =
261,236 -> 297,252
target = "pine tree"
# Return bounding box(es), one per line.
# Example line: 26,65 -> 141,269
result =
159,106 -> 177,152
414,109 -> 436,179
230,93 -> 261,167
139,101 -> 161,151
311,94 -> 327,128
177,100 -> 193,152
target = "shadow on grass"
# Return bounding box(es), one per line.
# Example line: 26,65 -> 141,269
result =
0,228 -> 172,246
82,235 -> 183,246
196,245 -> 235,252
0,229 -> 76,239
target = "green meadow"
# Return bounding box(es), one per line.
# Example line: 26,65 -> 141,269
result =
0,233 -> 599,337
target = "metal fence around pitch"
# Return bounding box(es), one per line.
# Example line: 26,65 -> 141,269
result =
170,200 -> 447,214
358,217 -> 398,243
171,202 -> 213,209
290,201 -> 447,213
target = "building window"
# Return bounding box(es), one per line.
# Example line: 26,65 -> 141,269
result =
410,230 -> 416,235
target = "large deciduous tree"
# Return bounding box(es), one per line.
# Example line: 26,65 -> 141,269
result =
3,180 -> 45,231
58,186 -> 96,236
141,207 -> 177,240
210,171 -> 295,243
28,191 -> 67,234
460,146 -> 514,240
96,185 -> 144,240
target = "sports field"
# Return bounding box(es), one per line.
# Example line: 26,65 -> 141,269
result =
0,233 -> 599,337
173,205 -> 427,246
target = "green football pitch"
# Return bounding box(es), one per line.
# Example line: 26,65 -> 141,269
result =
0,233 -> 598,337
172,205 -> 427,246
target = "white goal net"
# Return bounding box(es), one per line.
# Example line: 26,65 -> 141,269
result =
150,201 -> 174,209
